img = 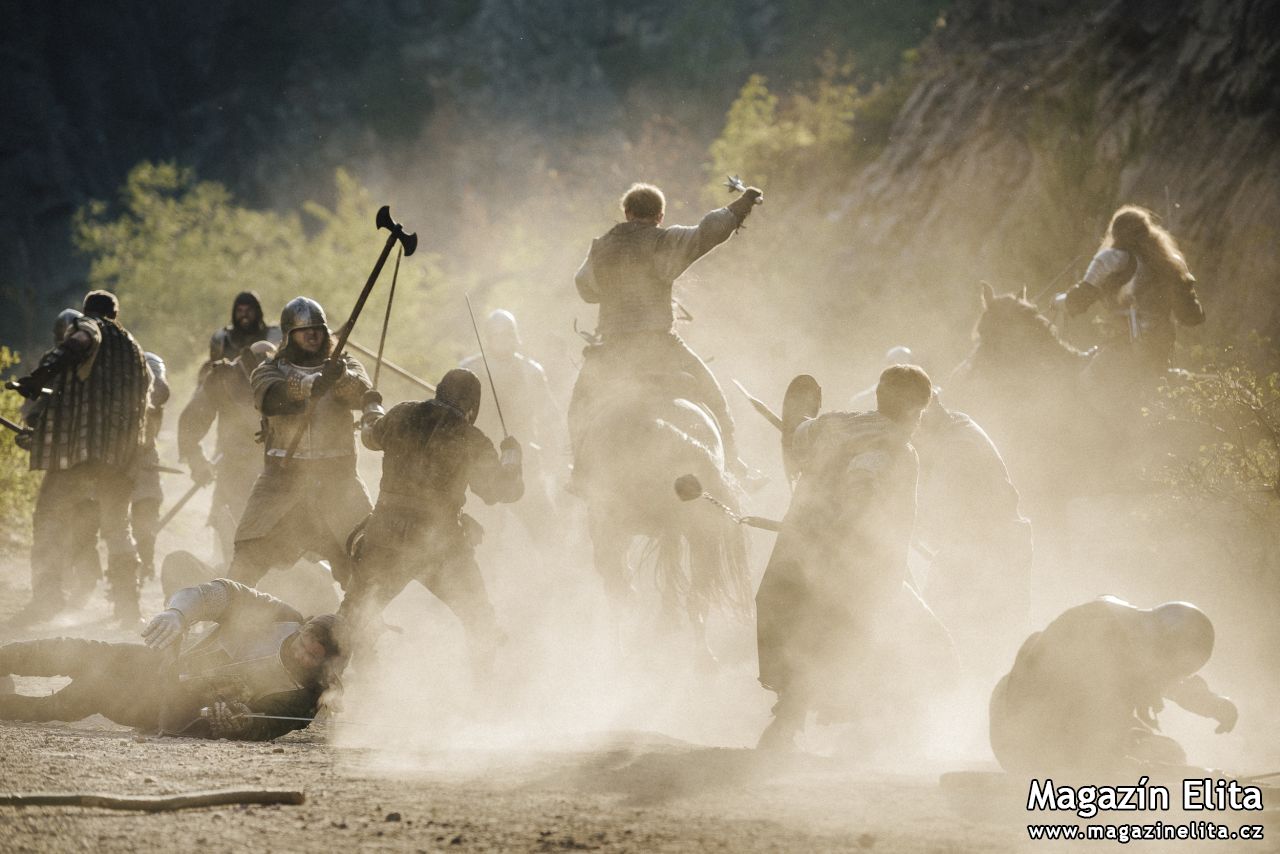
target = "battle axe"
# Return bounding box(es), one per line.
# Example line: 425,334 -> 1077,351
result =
281,206 -> 416,465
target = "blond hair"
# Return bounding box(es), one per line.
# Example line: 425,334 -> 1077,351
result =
620,183 -> 665,221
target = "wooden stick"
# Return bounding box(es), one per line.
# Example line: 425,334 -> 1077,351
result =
0,788 -> 304,811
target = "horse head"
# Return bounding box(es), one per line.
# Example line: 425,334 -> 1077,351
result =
972,281 -> 1090,373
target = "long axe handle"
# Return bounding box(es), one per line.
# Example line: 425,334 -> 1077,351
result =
0,414 -> 29,434
155,453 -> 223,533
280,206 -> 416,466
346,339 -> 435,393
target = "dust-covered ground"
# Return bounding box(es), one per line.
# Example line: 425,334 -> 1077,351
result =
2,565 -> 1277,853
2,437 -> 1278,852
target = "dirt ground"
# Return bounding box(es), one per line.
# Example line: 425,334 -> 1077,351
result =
1,481 -> 1277,853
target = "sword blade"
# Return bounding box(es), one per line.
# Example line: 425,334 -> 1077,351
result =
464,293 -> 508,437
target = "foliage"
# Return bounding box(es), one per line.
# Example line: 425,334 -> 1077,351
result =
1149,337 -> 1280,501
73,162 -> 449,377
0,347 -> 41,552
706,47 -> 922,201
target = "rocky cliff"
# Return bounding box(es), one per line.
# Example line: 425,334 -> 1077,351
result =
833,0 -> 1280,349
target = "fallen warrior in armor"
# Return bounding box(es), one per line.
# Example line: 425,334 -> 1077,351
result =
0,579 -> 346,740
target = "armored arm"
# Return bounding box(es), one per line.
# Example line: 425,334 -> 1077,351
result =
1064,248 -> 1135,315
166,578 -> 304,627
253,360 -> 306,416
329,354 -> 372,408
360,393 -> 392,451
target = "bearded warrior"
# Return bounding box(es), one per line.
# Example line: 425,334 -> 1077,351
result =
209,291 -> 282,363
227,297 -> 375,589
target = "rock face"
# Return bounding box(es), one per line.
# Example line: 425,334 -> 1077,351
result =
834,0 -> 1280,347
1,0 -> 1275,353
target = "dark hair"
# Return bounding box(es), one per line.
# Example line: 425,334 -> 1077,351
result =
436,367 -> 482,423
876,364 -> 933,423
83,290 -> 119,319
301,614 -> 348,682
620,183 -> 665,221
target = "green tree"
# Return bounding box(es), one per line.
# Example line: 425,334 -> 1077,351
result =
73,162 -> 449,376
0,347 -> 42,552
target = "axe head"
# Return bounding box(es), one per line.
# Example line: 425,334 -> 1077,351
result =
375,205 -> 418,257
674,474 -> 703,502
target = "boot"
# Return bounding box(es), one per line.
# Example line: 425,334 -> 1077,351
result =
106,553 -> 142,626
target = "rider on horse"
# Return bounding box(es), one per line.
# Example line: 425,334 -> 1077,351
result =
568,182 -> 762,492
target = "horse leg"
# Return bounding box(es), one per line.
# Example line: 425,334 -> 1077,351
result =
686,534 -> 720,671
589,510 -> 632,652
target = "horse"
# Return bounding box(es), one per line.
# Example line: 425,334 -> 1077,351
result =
949,283 -> 1215,546
576,371 -> 751,663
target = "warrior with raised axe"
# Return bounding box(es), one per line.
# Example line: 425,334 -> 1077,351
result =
339,368 -> 523,676
227,297 -> 376,590
0,578 -> 345,741
178,339 -> 276,565
7,290 -> 151,625
459,308 -> 560,539
755,365 -> 953,751
568,181 -> 762,492
209,290 -> 282,363
990,596 -> 1237,777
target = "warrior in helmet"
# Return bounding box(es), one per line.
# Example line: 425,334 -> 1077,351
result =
179,339 -> 275,564
990,597 -> 1238,776
8,291 -> 151,624
227,297 -> 376,589
459,309 -> 560,539
339,367 -> 524,674
569,182 -> 762,490
209,291 -> 282,363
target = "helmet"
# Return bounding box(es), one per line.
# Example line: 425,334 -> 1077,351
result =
53,308 -> 83,343
435,368 -> 482,424
280,297 -> 329,336
485,309 -> 520,356
1152,602 -> 1214,677
884,345 -> 913,366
